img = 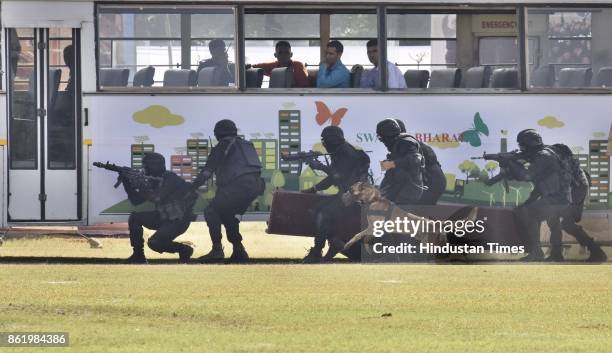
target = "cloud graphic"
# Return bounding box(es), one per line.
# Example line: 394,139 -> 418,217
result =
428,141 -> 461,149
133,105 -> 184,128
537,116 -> 565,129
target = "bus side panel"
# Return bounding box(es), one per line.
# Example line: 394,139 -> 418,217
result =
85,94 -> 611,244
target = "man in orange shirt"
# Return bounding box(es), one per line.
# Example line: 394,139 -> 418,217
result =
252,41 -> 310,87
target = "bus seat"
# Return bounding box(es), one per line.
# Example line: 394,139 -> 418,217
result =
246,68 -> 264,88
269,66 -> 293,88
558,68 -> 592,88
197,67 -> 230,87
428,68 -> 461,88
48,68 -> 62,107
592,67 -> 612,87
403,70 -> 429,88
462,66 -> 491,88
133,66 -> 155,87
490,68 -> 519,89
350,65 -> 364,88
530,65 -> 554,88
163,69 -> 197,87
307,67 -> 318,87
99,68 -> 130,87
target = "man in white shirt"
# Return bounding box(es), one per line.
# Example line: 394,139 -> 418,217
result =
360,39 -> 407,90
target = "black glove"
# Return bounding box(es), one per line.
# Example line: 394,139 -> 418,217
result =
307,159 -> 326,171
302,187 -> 317,194
193,170 -> 212,189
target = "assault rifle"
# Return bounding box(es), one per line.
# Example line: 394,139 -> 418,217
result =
280,151 -> 332,175
93,161 -> 162,192
471,150 -> 526,192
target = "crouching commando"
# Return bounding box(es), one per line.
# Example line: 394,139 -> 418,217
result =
97,153 -> 197,264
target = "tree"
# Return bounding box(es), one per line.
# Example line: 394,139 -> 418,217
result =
484,161 -> 499,178
271,169 -> 286,190
458,160 -> 478,184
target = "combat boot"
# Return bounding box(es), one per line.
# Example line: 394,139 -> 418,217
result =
585,245 -> 607,263
302,247 -> 323,264
519,248 -> 544,262
544,252 -> 564,262
124,249 -> 147,264
198,245 -> 225,263
178,245 -> 194,264
228,243 -> 249,263
323,238 -> 345,262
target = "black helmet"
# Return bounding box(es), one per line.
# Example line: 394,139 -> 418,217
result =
376,119 -> 402,139
321,126 -> 344,144
517,129 -> 543,150
214,119 -> 238,140
142,152 -> 166,177
394,119 -> 407,133
321,126 -> 345,152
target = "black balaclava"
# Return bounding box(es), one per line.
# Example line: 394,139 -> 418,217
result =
214,119 -> 238,140
376,118 -> 402,149
321,126 -> 345,153
142,152 -> 166,177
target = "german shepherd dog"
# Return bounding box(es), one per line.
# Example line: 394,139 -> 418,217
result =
341,182 -> 479,255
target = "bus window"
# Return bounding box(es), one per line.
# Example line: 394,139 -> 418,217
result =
330,13 -> 377,89
97,5 -> 236,89
386,13 -> 457,89
527,8 -> 612,89
191,10 -> 236,87
244,10 -> 376,89
244,13 -> 320,88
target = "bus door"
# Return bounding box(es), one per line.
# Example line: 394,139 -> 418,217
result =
6,28 -> 80,221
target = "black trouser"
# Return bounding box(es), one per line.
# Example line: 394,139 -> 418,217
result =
553,204 -> 595,251
128,210 -> 191,253
514,197 -> 566,255
311,195 -> 357,250
419,165 -> 446,205
204,173 -> 261,246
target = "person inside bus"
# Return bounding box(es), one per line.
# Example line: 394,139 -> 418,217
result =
197,39 -> 235,85
316,40 -> 350,88
360,39 -> 407,90
251,41 -> 309,87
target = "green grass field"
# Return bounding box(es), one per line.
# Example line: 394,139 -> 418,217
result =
0,223 -> 611,352
0,265 -> 610,353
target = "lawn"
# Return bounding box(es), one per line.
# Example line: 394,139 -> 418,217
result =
0,265 -> 610,353
0,223 -> 610,352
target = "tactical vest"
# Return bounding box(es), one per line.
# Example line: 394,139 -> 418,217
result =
539,147 -> 572,203
216,137 -> 262,185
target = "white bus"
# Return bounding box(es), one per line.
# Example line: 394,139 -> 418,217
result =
0,0 -> 610,226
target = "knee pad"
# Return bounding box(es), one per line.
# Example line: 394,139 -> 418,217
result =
147,238 -> 165,253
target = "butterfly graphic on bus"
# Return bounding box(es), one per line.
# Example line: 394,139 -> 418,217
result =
461,112 -> 489,147
314,101 -> 348,126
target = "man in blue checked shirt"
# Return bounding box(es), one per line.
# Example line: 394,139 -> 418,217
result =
317,40 -> 351,88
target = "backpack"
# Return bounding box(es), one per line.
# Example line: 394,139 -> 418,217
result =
548,143 -> 589,188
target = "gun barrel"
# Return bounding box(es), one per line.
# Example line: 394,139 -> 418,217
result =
93,162 -> 123,172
